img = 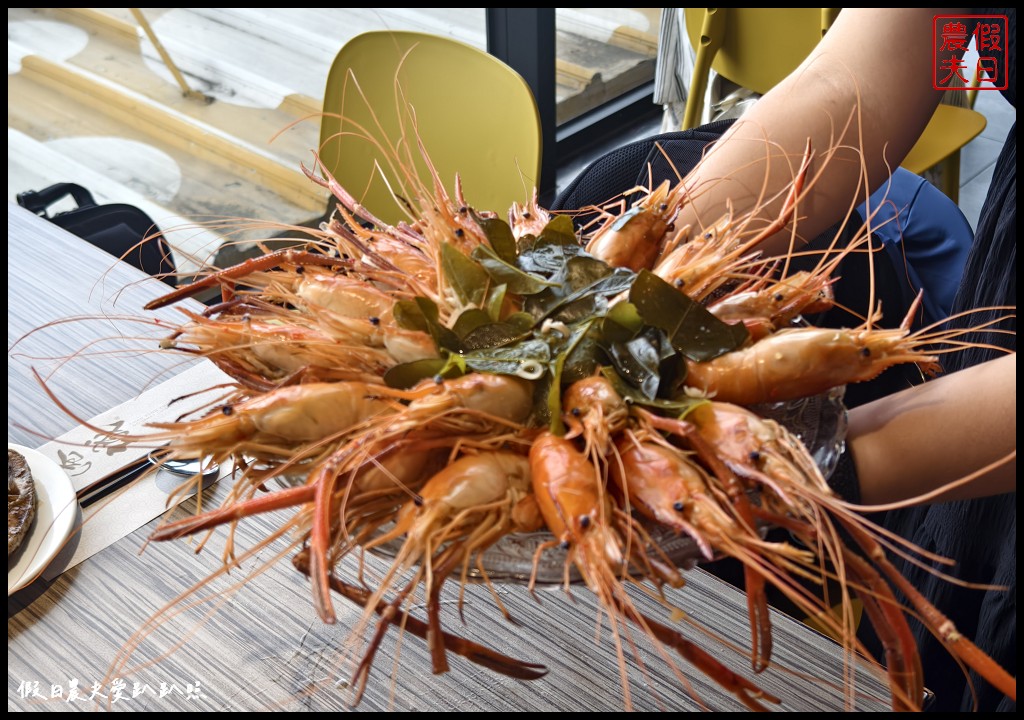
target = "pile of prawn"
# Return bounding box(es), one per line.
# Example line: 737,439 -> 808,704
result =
80,136 -> 1015,712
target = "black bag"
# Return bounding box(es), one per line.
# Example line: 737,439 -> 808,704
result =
552,119 -> 737,224
16,182 -> 177,286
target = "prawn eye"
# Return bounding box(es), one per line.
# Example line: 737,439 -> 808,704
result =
454,228 -> 465,238
579,514 -> 591,529
674,279 -> 684,288
221,405 -> 234,416
860,347 -> 871,358
523,211 -> 531,218
432,374 -> 444,385
659,203 -> 668,211
560,540 -> 571,550
458,206 -> 468,214
413,496 -> 424,507
295,265 -> 305,275
368,316 -> 380,326
774,293 -> 784,302
749,450 -> 761,463
672,501 -> 685,512
704,231 -> 713,240
571,407 -> 581,417
666,223 -> 675,232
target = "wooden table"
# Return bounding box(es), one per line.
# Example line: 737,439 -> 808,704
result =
7,203 -> 893,712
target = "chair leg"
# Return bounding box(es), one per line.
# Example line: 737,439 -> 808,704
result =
941,152 -> 961,205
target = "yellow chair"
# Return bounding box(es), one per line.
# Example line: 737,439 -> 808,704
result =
317,31 -> 543,226
681,8 -> 986,203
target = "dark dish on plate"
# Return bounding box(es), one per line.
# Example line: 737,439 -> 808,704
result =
8,448 -> 38,557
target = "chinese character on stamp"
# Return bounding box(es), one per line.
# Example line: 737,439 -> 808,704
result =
933,14 -> 1008,91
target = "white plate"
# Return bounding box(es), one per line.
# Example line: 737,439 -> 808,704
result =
8,443 -> 79,595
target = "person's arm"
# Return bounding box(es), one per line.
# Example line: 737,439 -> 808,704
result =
676,8 -> 959,256
844,352 -> 1016,506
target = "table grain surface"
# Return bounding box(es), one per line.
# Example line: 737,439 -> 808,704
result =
7,203 -> 893,712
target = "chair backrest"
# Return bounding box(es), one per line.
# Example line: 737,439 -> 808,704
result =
318,31 -> 542,226
681,8 -> 830,130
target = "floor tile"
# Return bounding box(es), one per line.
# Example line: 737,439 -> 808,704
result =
974,90 -> 1016,143
958,162 -> 995,232
958,135 -> 1002,186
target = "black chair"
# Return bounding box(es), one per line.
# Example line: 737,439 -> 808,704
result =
16,182 -> 177,286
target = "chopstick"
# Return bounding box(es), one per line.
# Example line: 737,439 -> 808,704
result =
76,446 -> 171,508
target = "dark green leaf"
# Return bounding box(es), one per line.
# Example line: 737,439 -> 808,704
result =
536,214 -> 578,247
630,270 -> 749,361
607,334 -> 663,400
564,255 -> 613,291
475,215 -> 517,263
543,267 -> 636,323
605,301 -> 643,334
472,244 -> 556,295
452,308 -> 493,339
393,300 -> 428,332
383,357 -> 463,389
462,339 -> 551,378
440,243 -> 488,307
531,372 -> 555,430
485,283 -> 507,321
461,321 -> 532,351
600,367 -> 706,415
516,240 -> 582,275
415,297 -> 462,353
544,320 -> 596,434
561,329 -> 603,385
600,316 -> 636,345
504,312 -> 537,334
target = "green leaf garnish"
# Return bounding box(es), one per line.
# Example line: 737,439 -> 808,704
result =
630,270 -> 749,361
474,215 -> 518,264
441,243 -> 489,307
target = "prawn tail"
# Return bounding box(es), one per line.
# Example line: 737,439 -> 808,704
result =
625,607 -> 782,712
291,550 -> 549,685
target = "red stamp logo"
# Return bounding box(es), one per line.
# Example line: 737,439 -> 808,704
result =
933,14 -> 1008,91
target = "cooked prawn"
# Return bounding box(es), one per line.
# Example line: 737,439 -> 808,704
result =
529,430 -> 778,711
684,298 -> 1015,405
584,180 -> 689,272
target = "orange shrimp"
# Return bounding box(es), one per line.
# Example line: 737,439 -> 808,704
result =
629,407 -> 780,674
707,267 -> 835,336
144,380 -> 398,464
651,139 -> 814,301
584,179 -> 689,271
302,373 -> 537,623
684,401 -> 828,497
508,188 -> 551,240
144,248 -> 349,310
682,296 -> 1018,405
350,449 -> 537,681
562,374 -> 629,457
149,443 -> 445,547
529,431 -> 779,711
637,399 -> 1018,711
610,430 -> 735,562
162,310 -> 406,390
